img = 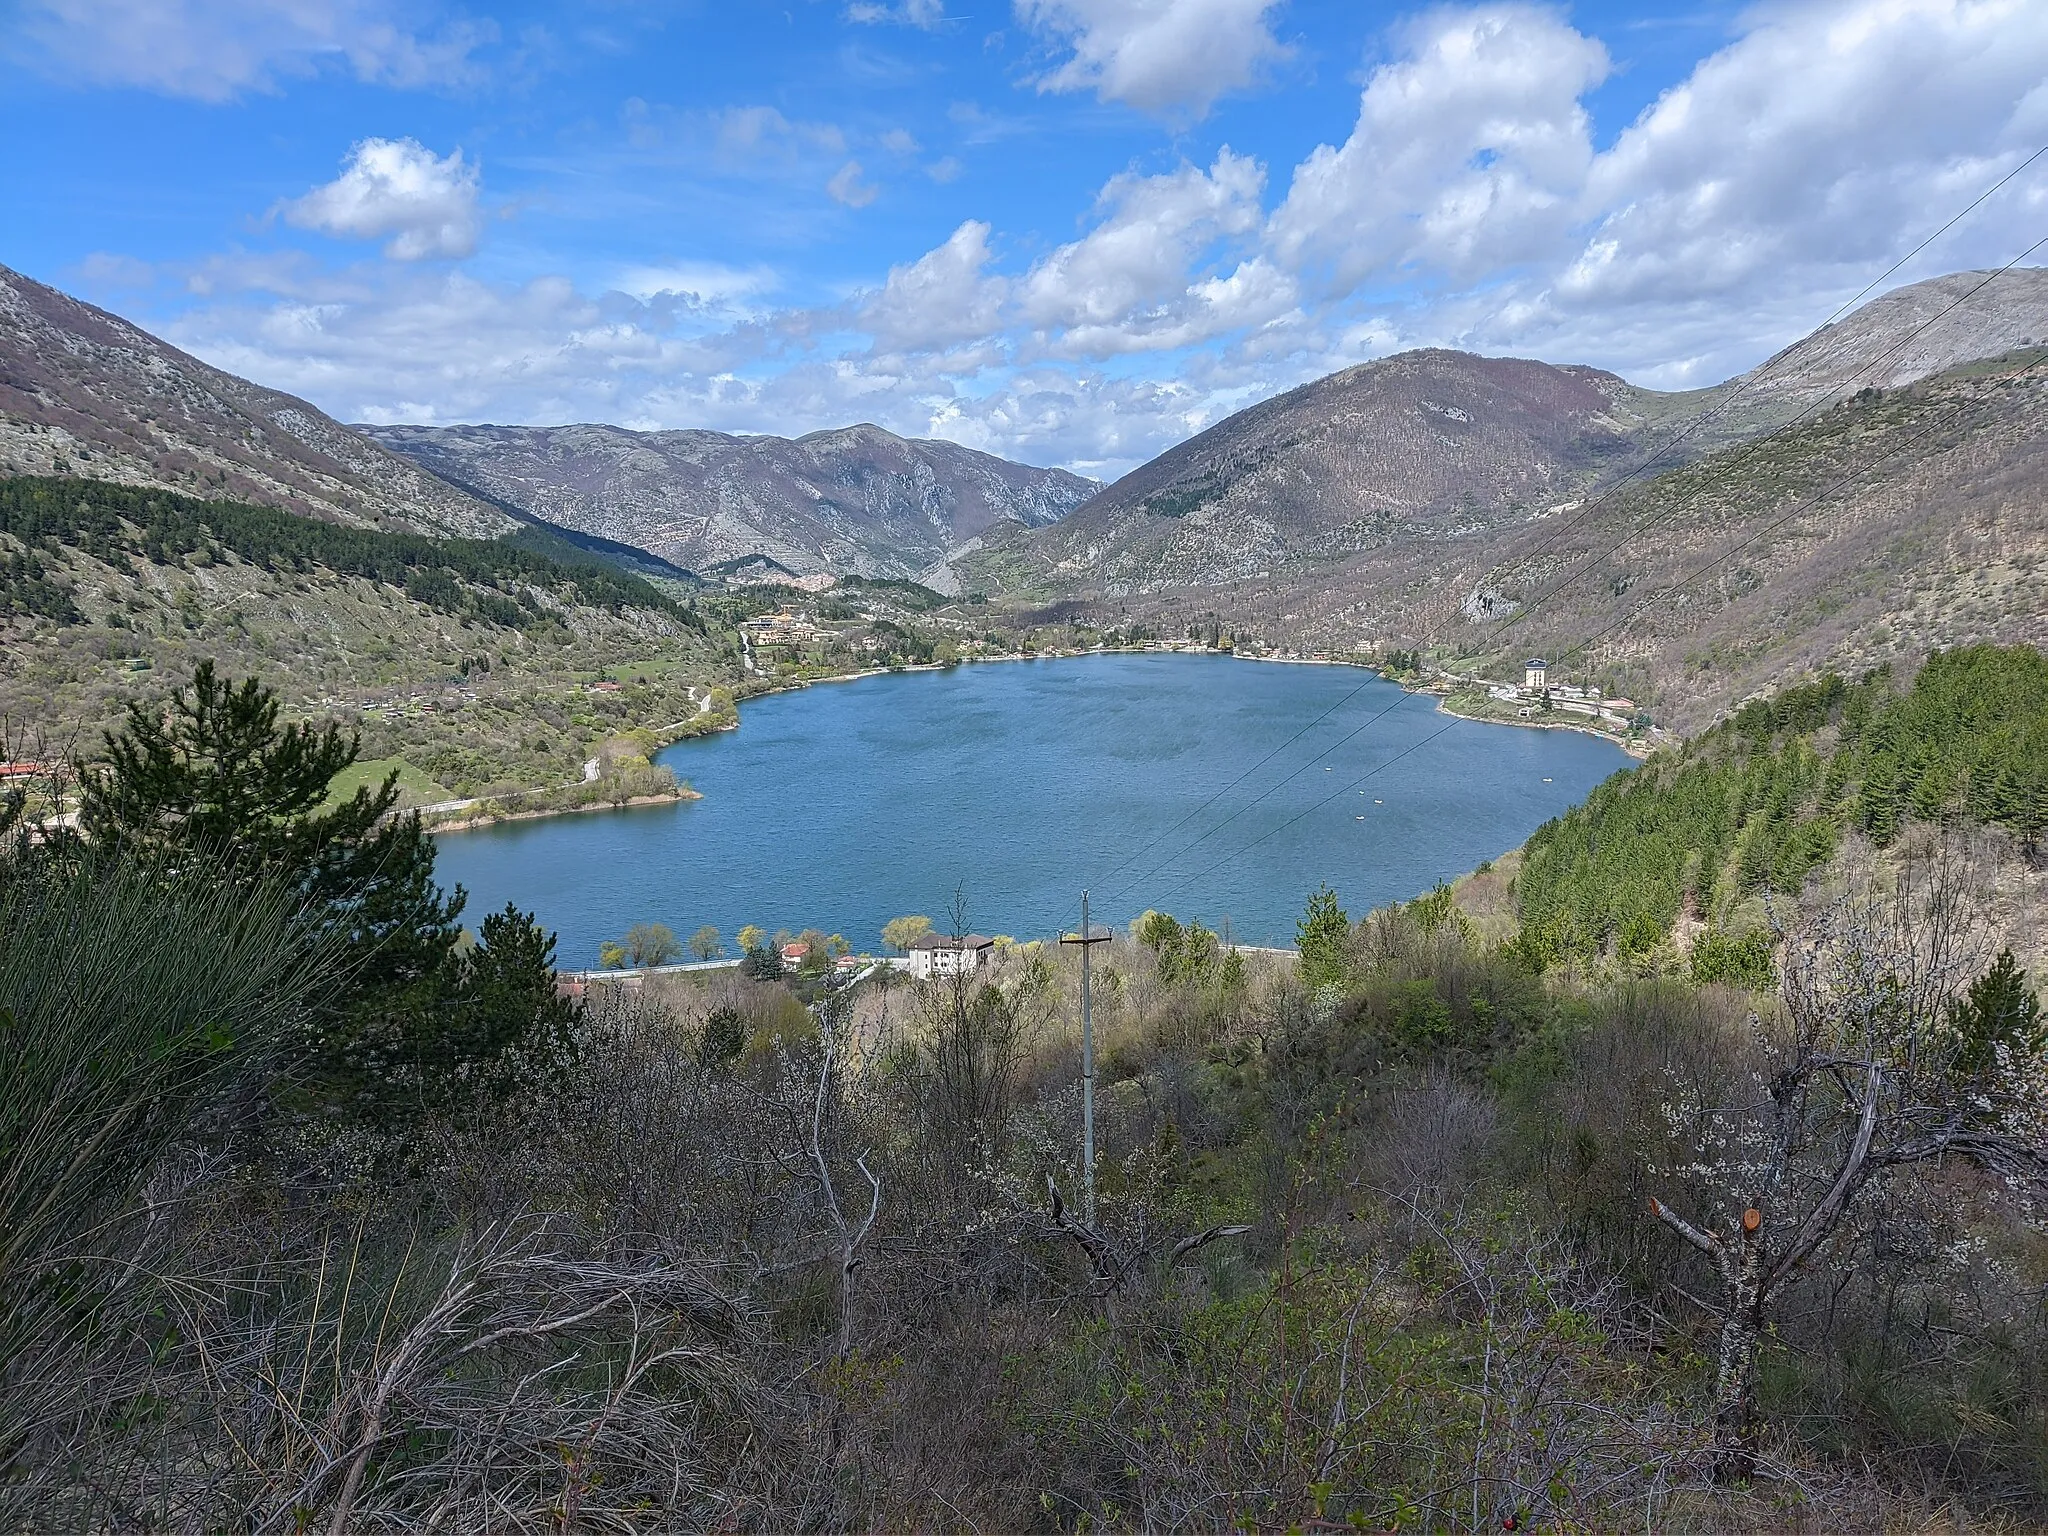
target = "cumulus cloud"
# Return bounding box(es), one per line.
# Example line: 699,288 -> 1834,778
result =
129,0 -> 2048,472
281,138 -> 483,260
16,0 -> 490,100
1270,5 -> 1608,288
1019,149 -> 1271,350
861,221 -> 1009,351
1016,0 -> 1288,119
1561,0 -> 2048,310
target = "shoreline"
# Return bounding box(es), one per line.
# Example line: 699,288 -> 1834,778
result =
443,647 -> 1640,840
1432,693 -> 1653,759
430,786 -> 702,835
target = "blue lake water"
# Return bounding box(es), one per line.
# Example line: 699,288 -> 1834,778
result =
432,653 -> 1632,965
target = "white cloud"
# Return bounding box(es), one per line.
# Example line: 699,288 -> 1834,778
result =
861,221 -> 1008,351
73,251 -> 157,289
16,0 -> 489,100
121,0 -> 2048,476
281,138 -> 483,261
1019,149 -> 1267,347
1270,5 -> 1608,288
827,160 -> 880,207
711,106 -> 848,165
1562,0 -> 2048,309
1016,0 -> 1288,119
613,263 -> 777,306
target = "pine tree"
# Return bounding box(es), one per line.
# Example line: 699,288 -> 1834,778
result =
1946,950 -> 2046,1080
80,661 -> 462,1028
1296,884 -> 1352,991
79,663 -> 574,1114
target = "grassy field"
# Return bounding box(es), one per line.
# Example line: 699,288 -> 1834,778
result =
323,756 -> 455,809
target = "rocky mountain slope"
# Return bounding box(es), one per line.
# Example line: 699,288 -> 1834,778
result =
1738,265 -> 2048,405
982,268 -> 2048,600
362,421 -> 1097,584
0,266 -> 512,539
996,351 -> 1720,595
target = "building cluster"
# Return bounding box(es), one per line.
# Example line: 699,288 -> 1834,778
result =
905,931 -> 995,978
741,607 -> 829,658
1485,659 -> 1641,731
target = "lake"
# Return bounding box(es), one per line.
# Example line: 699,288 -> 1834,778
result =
432,653 -> 1632,965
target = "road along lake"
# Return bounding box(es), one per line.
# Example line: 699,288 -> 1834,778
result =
432,652 -> 1632,965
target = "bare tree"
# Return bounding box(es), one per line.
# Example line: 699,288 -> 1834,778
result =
806,990 -> 882,1362
1648,846 -> 2048,1476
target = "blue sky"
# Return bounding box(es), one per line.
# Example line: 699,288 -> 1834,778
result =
5,0 -> 2047,477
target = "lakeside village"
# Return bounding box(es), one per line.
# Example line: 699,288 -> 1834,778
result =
557,919 -> 1024,999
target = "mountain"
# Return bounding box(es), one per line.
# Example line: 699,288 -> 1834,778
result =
0,265 -> 512,539
983,268 -> 2048,600
1448,346 -> 2048,726
360,420 -> 1097,585
1736,266 -> 2048,406
992,350 -> 1720,595
1017,349 -> 2048,731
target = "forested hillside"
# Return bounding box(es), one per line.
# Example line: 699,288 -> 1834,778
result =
0,477 -> 690,626
0,476 -> 737,795
1514,645 -> 2048,971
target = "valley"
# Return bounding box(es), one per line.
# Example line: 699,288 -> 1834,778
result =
11,263 -> 2048,773
15,7 -> 2048,1528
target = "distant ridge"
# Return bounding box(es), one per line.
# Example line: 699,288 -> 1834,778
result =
0,265 -> 512,538
972,266 -> 2048,600
1739,267 -> 2048,404
362,420 -> 1098,582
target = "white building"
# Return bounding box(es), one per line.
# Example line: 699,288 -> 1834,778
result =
1524,658 -> 1548,691
907,932 -> 995,978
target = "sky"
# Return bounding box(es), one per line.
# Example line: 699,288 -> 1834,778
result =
4,0 -> 2047,479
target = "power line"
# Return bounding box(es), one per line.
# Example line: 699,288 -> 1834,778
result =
1456,143 -> 2048,634
1549,347 -> 2048,674
1099,677 -> 1432,906
1159,713 -> 1465,906
1080,661 -> 1389,892
1486,233 -> 2048,643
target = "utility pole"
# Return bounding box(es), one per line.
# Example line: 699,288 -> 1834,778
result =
1062,891 -> 1111,1222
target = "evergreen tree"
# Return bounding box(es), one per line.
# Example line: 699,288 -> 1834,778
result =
1296,885 -> 1352,991
698,1005 -> 747,1068
1946,950 -> 2046,1081
414,904 -> 580,1105
78,663 -> 573,1114
80,661 -> 460,1024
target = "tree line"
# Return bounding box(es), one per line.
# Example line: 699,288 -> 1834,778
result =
0,474 -> 697,631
